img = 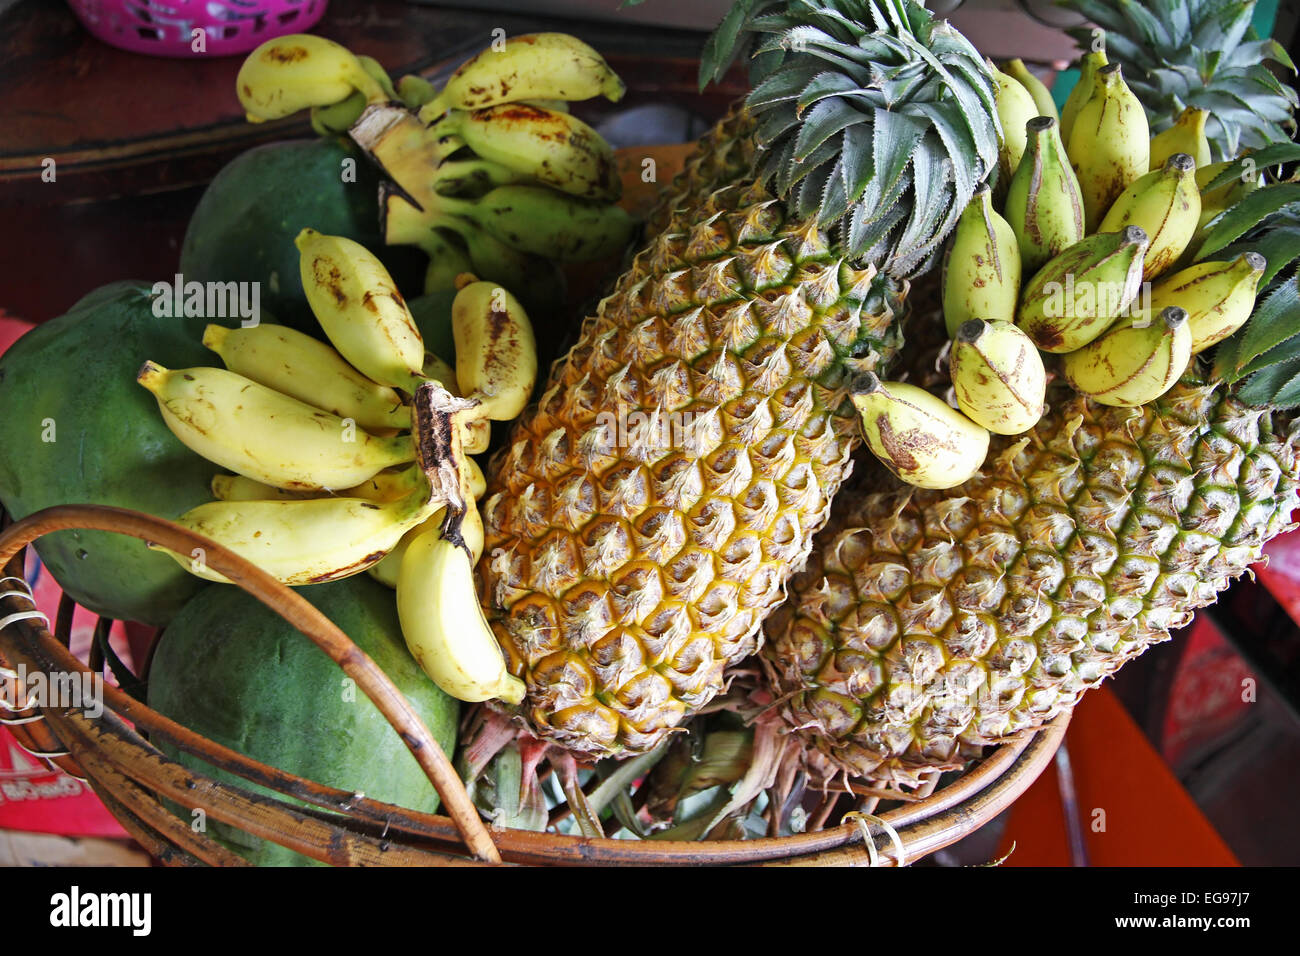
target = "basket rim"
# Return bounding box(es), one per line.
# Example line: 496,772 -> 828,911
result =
1,503 -> 1067,865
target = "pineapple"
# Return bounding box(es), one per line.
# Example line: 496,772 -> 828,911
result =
479,0 -> 1000,758
765,377 -> 1300,786
764,134 -> 1300,788
1059,0 -> 1297,159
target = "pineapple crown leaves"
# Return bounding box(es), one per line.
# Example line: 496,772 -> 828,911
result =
698,0 -> 1000,278
1202,144 -> 1300,407
1057,0 -> 1297,160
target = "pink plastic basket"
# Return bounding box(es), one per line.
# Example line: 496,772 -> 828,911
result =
68,0 -> 329,58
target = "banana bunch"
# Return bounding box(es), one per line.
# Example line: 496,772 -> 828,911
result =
875,54 -> 1271,488
234,32 -> 632,319
138,230 -> 538,704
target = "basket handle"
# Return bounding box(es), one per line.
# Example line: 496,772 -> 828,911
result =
0,503 -> 501,865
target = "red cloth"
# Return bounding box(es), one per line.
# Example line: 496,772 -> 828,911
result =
1,311 -> 132,837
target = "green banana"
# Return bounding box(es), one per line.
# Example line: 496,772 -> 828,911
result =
203,323 -> 411,433
1098,153 -> 1201,280
309,54 -> 397,134
1150,107 -> 1211,171
950,319 -> 1046,435
1149,252 -> 1266,353
437,185 -> 633,263
1003,58 -> 1059,122
423,32 -> 625,117
426,104 -> 620,201
310,88 -> 368,135
1005,116 -> 1085,273
296,229 -> 427,393
137,362 -> 413,491
237,34 -> 384,123
1067,63 -> 1149,232
423,234 -> 476,294
991,60 -> 1039,187
432,157 -> 538,197
1062,306 -> 1192,407
942,184 -> 1021,337
437,215 -> 568,320
1017,226 -> 1148,353
851,374 -> 990,490
396,74 -> 438,109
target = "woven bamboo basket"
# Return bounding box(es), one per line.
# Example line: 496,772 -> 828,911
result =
0,504 -> 1068,866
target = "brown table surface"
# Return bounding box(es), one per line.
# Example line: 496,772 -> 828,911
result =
0,0 -> 743,323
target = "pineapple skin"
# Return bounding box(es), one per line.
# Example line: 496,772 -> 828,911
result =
766,380 -> 1300,787
480,158 -> 908,758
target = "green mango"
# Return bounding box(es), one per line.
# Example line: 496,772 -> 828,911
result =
146,575 -> 460,866
0,282 -> 215,624
179,137 -> 424,333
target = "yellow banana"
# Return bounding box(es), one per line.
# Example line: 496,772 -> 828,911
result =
396,517 -> 526,703
296,229 -> 427,393
426,105 -> 620,201
942,184 -> 1021,336
1017,226 -> 1148,353
1063,306 -> 1192,407
211,474 -> 313,502
1098,153 -> 1201,280
424,32 -> 625,116
1005,116 -> 1085,273
437,186 -> 632,263
1150,108 -> 1211,171
851,374 -> 990,490
1194,158 -> 1262,236
424,349 -> 460,393
367,492 -> 485,589
237,34 -> 384,123
1002,58 -> 1059,122
154,481 -> 437,586
215,465 -> 447,505
1067,63 -> 1149,232
203,323 -> 411,433
950,320 -> 1046,435
1059,51 -> 1107,146
1150,252 -> 1266,353
368,507 -> 441,588
452,281 -> 538,420
991,60 -> 1039,186
137,362 -> 413,491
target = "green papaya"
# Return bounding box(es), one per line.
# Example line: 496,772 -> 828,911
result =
146,575 -> 459,866
0,282 -> 215,625
179,137 -> 423,332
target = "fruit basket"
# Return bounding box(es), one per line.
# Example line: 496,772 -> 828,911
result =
0,503 -> 1068,865
5,0 -> 1298,868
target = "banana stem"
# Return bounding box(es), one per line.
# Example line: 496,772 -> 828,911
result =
410,381 -> 478,519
